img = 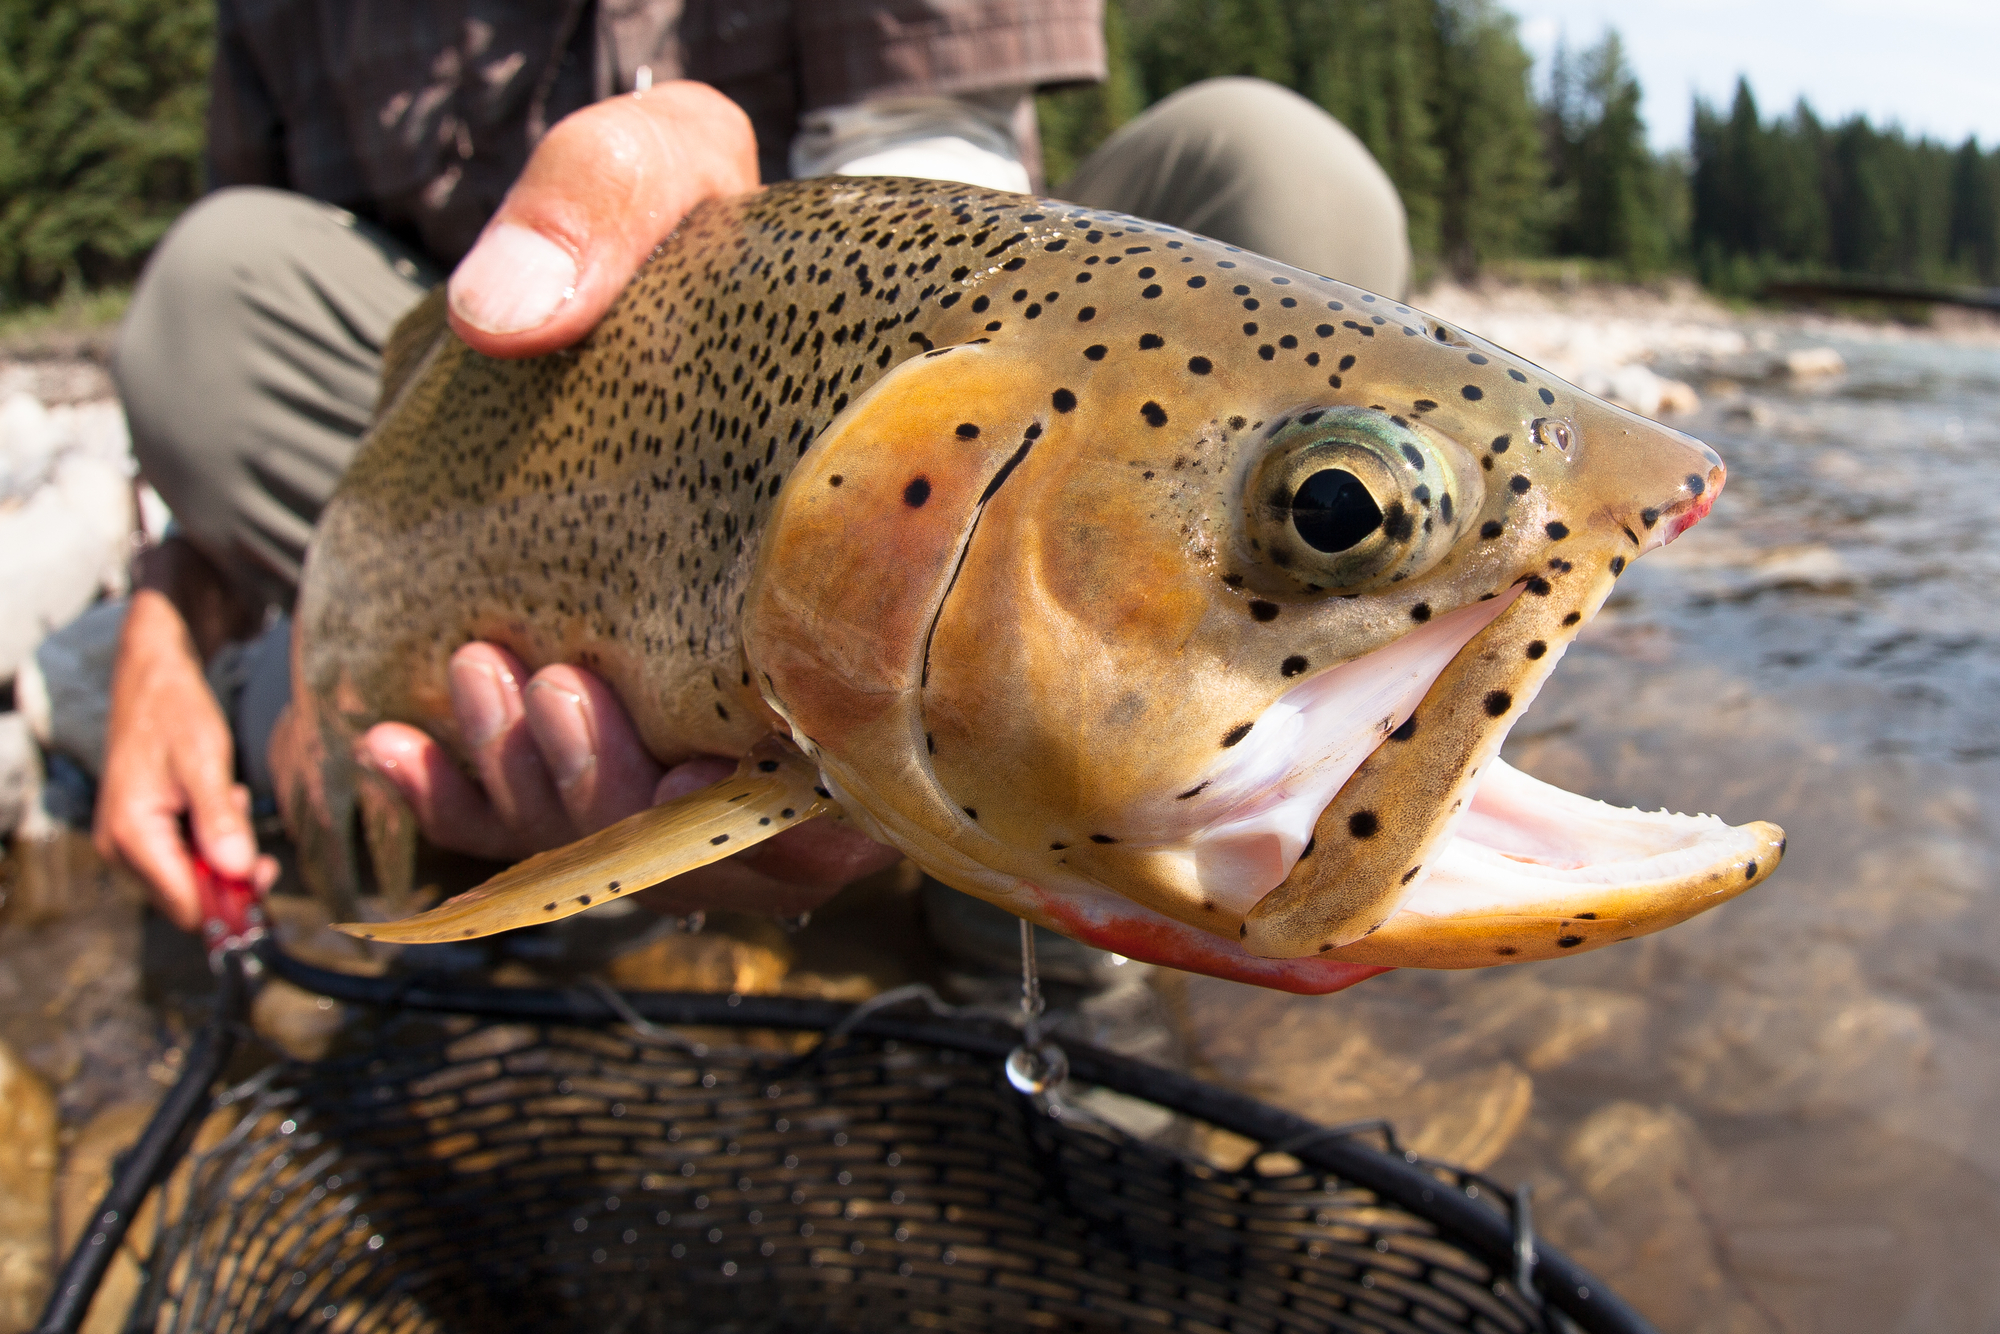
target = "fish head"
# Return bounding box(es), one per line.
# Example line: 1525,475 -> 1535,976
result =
744,208 -> 1779,991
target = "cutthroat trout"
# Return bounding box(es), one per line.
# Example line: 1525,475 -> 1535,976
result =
296,177 -> 1783,994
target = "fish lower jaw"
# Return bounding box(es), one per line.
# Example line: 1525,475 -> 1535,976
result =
1316,757 -> 1783,968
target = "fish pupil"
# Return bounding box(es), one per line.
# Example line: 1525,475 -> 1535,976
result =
1289,469 -> 1382,552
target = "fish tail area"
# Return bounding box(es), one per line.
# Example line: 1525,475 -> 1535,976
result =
355,761 -> 419,913
275,688 -> 366,926
335,740 -> 834,945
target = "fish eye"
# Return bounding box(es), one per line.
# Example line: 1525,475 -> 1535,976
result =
1289,468 -> 1382,552
1532,417 -> 1573,452
1243,407 -> 1470,593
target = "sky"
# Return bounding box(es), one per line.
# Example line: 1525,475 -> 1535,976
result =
1508,0 -> 2000,153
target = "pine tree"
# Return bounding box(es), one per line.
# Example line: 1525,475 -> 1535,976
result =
1544,30 -> 1669,273
1429,0 -> 1543,274
1293,0 -> 1444,258
1948,138 -> 1998,282
0,0 -> 212,307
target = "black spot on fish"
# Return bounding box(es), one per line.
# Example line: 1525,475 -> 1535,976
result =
1400,444 -> 1425,469
1389,716 -> 1417,742
1348,811 -> 1379,838
1249,600 -> 1279,622
1525,576 -> 1552,596
1546,521 -> 1569,540
1746,861 -> 1758,879
1526,640 -> 1547,659
1413,399 -> 1438,412
1481,520 -> 1504,540
1400,865 -> 1422,884
1084,344 -> 1107,360
956,422 -> 979,439
903,476 -> 932,507
1462,384 -> 1483,400
1050,842 -> 1068,851
1187,275 -> 1206,287
1177,782 -> 1210,800
1509,474 -> 1531,494
964,807 -> 978,820
1089,833 -> 1119,844
1053,388 -> 1076,412
710,834 -> 729,846
1281,655 -> 1309,677
1539,388 -> 1556,405
1222,722 -> 1254,747
1557,934 -> 1584,948
1188,356 -> 1212,374
1339,354 -> 1356,371
1411,603 -> 1431,623
829,475 -> 843,487
1491,435 -> 1511,454
1077,306 -> 1096,321
1562,611 -> 1582,626
1496,945 -> 1518,956
1139,333 -> 1165,349
1141,401 -> 1168,427
1610,555 -> 1626,575
1484,690 -> 1513,716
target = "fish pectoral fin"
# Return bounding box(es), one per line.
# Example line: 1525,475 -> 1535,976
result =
335,744 -> 835,945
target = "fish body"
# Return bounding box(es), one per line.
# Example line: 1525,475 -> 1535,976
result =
296,177 -> 1781,993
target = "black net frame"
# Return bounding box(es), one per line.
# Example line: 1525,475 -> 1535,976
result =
40,943 -> 1656,1334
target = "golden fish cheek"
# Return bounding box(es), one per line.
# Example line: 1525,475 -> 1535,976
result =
1234,407 -> 1482,596
918,435 -> 1221,858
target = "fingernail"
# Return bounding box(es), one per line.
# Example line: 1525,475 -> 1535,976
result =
209,830 -> 256,874
452,658 -> 511,748
448,223 -> 577,334
526,680 -> 595,791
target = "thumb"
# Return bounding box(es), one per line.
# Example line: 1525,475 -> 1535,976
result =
447,80 -> 759,359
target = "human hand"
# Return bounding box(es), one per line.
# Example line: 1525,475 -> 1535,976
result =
95,588 -> 278,931
354,645 -> 903,917
447,79 -> 759,359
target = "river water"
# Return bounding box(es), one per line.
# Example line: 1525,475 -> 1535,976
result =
6,303 -> 2000,1332
1172,312 -> 2000,1333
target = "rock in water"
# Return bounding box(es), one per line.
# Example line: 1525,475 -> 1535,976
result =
0,1038 -> 57,1332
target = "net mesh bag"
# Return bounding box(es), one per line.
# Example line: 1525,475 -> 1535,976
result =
106,971 -> 1626,1334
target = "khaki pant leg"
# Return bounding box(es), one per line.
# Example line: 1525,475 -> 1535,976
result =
113,187 -> 442,610
1060,77 -> 1411,299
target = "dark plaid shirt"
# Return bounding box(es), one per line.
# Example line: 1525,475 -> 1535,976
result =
207,0 -> 1105,266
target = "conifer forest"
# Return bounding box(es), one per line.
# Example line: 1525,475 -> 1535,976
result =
1,0 -> 1996,310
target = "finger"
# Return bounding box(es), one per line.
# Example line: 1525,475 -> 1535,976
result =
355,722 -> 521,858
102,802 -> 204,931
447,81 -> 758,358
522,666 -> 665,834
174,725 -> 258,881
449,643 -> 573,850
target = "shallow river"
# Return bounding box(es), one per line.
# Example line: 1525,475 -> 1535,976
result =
5,317 -> 2000,1333
1172,323 -> 2000,1333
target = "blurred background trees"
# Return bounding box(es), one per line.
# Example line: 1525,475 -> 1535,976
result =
0,0 -> 211,309
1,0 -> 1996,314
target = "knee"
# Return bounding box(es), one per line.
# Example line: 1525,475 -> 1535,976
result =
1158,78 -> 1409,294
120,188 -> 330,336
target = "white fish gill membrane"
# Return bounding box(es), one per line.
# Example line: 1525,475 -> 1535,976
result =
1175,591 -> 1522,914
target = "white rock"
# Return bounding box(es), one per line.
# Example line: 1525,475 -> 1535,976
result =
0,455 -> 133,683
0,713 -> 35,838
0,392 -> 63,500
1782,346 -> 1846,379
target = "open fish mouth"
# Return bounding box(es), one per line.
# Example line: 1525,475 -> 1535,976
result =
1024,458 -> 1782,993
1312,755 -> 1784,967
